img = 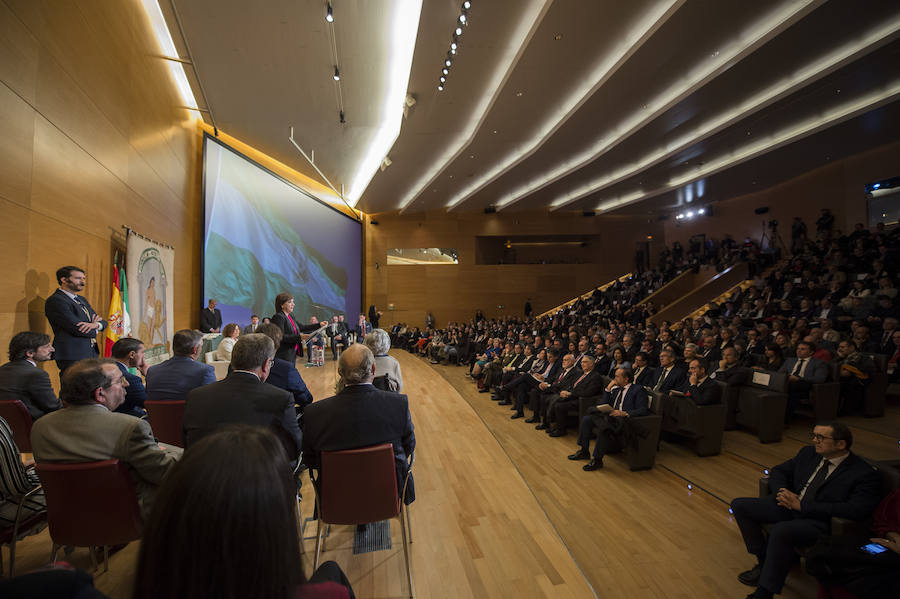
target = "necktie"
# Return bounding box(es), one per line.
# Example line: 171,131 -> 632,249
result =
800,459 -> 831,500
654,368 -> 669,391
613,388 -> 624,410
792,359 -> 805,376
556,369 -> 566,383
573,372 -> 587,387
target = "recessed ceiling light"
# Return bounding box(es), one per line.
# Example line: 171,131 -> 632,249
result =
442,68 -> 449,75
451,41 -> 457,50
456,26 -> 462,35
493,130 -> 498,134
333,66 -> 340,81
463,1 -> 471,9
554,34 -> 562,40
516,91 -> 523,97
437,84 -> 444,91
445,59 -> 451,66
459,14 -> 467,24
325,2 -> 333,23
469,154 -> 475,159
440,76 -> 446,82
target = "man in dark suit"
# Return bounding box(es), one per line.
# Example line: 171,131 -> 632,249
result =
183,334 -> 301,463
631,351 -> 657,388
146,329 -> 216,402
650,349 -> 688,393
0,332 -> 61,419
242,315 -> 260,335
325,315 -> 349,360
110,337 -> 148,418
256,323 -> 313,413
711,347 -> 751,386
568,367 -> 649,470
683,358 -> 721,405
199,299 -> 222,333
778,341 -> 828,417
510,348 -> 562,418
302,343 -> 416,504
44,266 -> 106,373
731,422 -> 882,599
548,354 -> 606,437
530,352 -> 578,425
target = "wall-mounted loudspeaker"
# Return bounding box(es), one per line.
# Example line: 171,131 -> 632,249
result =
754,206 -> 770,215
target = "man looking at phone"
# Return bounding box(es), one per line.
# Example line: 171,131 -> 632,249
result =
730,422 -> 882,599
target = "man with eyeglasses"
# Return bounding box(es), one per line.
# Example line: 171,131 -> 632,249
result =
31,358 -> 182,516
183,334 -> 302,466
730,421 -> 881,599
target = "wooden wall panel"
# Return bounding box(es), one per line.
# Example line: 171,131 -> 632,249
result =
0,0 -> 202,379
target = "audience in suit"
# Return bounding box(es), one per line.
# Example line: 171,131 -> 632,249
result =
183,334 -> 302,464
568,367 -> 649,471
44,266 -> 106,373
256,323 -> 314,411
531,353 -> 579,427
325,315 -> 350,360
198,298 -> 222,333
110,337 -> 148,418
631,351 -> 657,388
133,426 -> 354,599
730,422 -> 882,599
778,341 -> 828,417
683,358 -> 721,405
242,315 -> 260,335
0,332 -> 61,419
31,358 -> 182,516
651,349 -> 688,393
711,347 -> 752,386
303,344 -> 416,504
146,329 -> 216,402
548,354 -> 606,436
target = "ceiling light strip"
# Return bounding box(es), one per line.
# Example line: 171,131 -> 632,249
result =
488,0 -> 823,212
344,1 -> 423,205
547,17 -> 900,210
441,0 -> 684,212
593,81 -> 900,214
396,0 -> 552,213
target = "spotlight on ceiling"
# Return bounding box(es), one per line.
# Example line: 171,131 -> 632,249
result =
686,211 -> 694,218
451,41 -> 457,50
455,26 -> 462,36
463,0 -> 471,9
445,58 -> 451,67
325,2 -> 333,23
333,66 -> 340,81
698,208 -> 705,215
339,110 -> 345,123
437,84 -> 444,91
459,14 -> 467,24
440,76 -> 446,83
442,68 -> 448,75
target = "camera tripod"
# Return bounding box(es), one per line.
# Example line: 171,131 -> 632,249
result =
759,220 -> 788,255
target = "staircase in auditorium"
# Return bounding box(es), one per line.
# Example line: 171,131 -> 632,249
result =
536,273 -> 633,318
641,262 -> 750,326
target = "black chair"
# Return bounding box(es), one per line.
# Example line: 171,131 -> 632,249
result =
861,353 -> 888,418
588,389 -> 662,471
732,371 -> 788,443
655,383 -> 726,456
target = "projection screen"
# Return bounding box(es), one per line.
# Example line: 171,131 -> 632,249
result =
202,134 -> 361,328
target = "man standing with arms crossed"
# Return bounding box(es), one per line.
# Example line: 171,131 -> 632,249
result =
44,266 -> 105,374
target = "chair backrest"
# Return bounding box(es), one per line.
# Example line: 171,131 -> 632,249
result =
36,460 -> 142,547
204,351 -> 217,363
318,443 -> 400,525
144,400 -> 186,447
0,400 -> 33,452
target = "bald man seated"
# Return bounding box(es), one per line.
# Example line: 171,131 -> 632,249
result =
302,344 -> 416,504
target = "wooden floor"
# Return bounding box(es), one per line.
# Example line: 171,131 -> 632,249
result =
10,350 -> 900,598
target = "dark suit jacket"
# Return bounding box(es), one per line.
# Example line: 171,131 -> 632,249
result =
0,360 -> 61,419
548,366 -> 580,394
652,365 -> 688,393
113,361 -> 147,418
271,312 -> 320,362
712,364 -> 751,386
44,289 -> 105,361
684,376 -> 722,405
146,355 -> 216,402
199,307 -> 222,333
302,383 -> 415,503
567,368 -> 605,399
632,365 -> 657,388
768,446 -> 882,522
602,384 -> 649,417
183,372 -> 302,460
267,357 -> 314,408
540,359 -> 563,385
779,357 -> 828,383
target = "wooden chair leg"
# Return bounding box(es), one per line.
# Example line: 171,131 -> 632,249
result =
399,511 -> 414,598
313,519 -> 323,571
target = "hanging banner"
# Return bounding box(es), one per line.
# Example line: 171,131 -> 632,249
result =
126,231 -> 175,365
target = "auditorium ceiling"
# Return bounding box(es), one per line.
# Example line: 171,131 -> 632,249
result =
166,0 -> 900,216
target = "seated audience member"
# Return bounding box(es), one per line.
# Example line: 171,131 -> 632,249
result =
833,339 -> 875,414
256,323 -> 314,411
110,337 -> 148,418
306,316 -> 325,362
199,298 -> 222,334
499,346 -> 548,410
530,353 -> 578,431
683,358 -> 720,405
650,349 -> 688,393
133,426 -> 354,599
806,488 -> 900,599
0,332 -> 61,419
302,344 -> 415,504
568,367 -> 649,471
711,347 -> 751,386
754,343 -> 785,372
631,351 -> 657,387
778,341 -> 828,417
242,315 -> 260,334
183,334 -> 302,464
548,354 -> 605,437
215,323 -> 240,361
606,347 -> 631,377
31,358 -> 182,516
0,416 -> 46,530
146,329 -> 216,401
325,315 -> 348,360
365,329 -> 404,392
730,422 -> 882,599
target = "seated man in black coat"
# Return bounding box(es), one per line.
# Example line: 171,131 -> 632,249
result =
256,323 -> 314,414
183,334 -> 301,464
0,332 -> 61,419
548,354 -> 606,437
110,337 -> 149,418
730,421 -> 882,599
683,358 -> 720,405
568,367 -> 649,471
711,347 -> 751,386
302,343 -> 416,504
650,349 -> 688,393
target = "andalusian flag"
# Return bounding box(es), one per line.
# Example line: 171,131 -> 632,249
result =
120,266 -> 131,337
104,266 -> 124,357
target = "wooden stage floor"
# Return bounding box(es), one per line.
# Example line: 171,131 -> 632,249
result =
12,350 -> 900,598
